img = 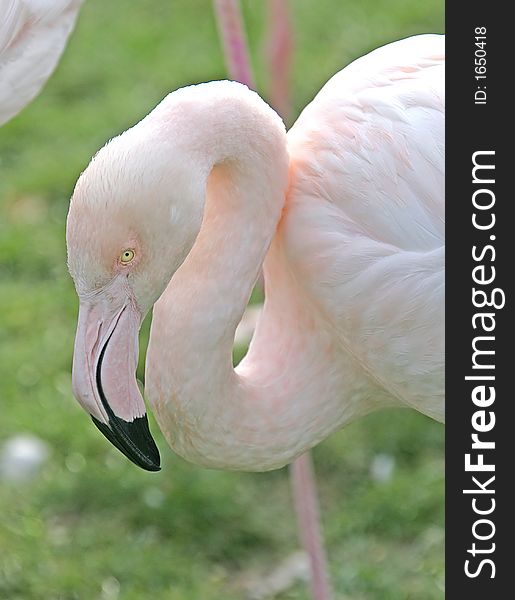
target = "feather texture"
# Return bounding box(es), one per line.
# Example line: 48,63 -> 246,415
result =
0,0 -> 82,125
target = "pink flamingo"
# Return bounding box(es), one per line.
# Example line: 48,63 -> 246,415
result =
0,0 -> 83,126
213,2 -> 330,597
67,32 -> 445,597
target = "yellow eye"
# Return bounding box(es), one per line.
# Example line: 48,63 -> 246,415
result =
120,249 -> 135,264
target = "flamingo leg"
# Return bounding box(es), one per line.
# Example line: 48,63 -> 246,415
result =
291,453 -> 333,600
264,0 -> 294,122
213,3 -> 331,598
212,0 -> 255,88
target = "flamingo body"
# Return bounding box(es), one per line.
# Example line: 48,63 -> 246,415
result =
0,0 -> 83,126
66,35 -> 444,473
284,34 -> 444,421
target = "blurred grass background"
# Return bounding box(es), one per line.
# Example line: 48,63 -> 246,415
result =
0,1 -> 444,598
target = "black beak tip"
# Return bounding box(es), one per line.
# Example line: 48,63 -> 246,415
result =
91,414 -> 161,472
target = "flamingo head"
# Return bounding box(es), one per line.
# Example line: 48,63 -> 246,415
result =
66,124 -> 204,471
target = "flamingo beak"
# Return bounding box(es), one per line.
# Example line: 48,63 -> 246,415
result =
71,295 -> 160,472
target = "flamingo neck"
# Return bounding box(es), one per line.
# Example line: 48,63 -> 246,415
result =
145,84 -> 379,470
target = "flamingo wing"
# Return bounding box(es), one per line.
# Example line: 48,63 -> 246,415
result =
284,35 -> 445,421
0,0 -> 82,126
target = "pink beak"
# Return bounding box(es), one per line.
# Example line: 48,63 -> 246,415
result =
71,292 -> 160,471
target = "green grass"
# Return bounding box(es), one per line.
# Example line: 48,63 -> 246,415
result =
0,1 -> 444,598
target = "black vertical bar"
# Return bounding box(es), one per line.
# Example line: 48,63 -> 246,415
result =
446,3 -> 511,597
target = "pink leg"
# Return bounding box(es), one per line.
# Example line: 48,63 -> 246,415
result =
291,453 -> 332,600
265,0 -> 295,121
212,0 -> 255,88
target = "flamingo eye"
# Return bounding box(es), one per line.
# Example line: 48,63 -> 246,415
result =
120,249 -> 135,264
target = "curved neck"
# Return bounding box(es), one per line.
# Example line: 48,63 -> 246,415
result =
145,83 -> 381,470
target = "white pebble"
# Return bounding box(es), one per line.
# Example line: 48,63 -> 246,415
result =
0,434 -> 50,482
370,453 -> 395,483
245,551 -> 309,600
143,486 -> 165,509
101,576 -> 120,599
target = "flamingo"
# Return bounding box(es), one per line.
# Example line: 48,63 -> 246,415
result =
66,32 -> 444,595
0,0 -> 83,126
